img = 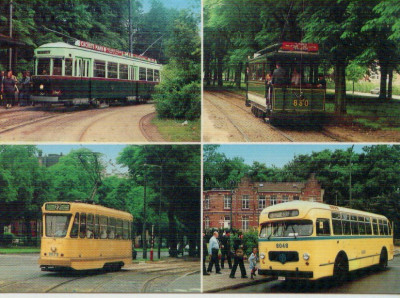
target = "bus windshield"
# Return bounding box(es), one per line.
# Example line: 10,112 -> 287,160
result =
45,214 -> 72,238
259,220 -> 313,239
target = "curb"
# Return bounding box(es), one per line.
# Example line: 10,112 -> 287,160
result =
204,276 -> 274,293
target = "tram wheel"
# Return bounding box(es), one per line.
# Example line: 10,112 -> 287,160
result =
378,247 -> 388,271
333,253 -> 348,284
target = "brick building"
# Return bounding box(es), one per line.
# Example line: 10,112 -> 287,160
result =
203,174 -> 324,231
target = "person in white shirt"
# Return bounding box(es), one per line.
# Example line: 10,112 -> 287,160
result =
207,231 -> 221,274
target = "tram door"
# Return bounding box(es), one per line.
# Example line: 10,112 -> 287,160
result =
75,57 -> 91,102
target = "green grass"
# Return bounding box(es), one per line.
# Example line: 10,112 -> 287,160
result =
0,247 -> 40,254
327,80 -> 400,95
152,118 -> 200,142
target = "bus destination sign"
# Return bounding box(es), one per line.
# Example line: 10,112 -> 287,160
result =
45,203 -> 70,211
268,209 -> 299,219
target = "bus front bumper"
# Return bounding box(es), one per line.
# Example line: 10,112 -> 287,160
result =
258,269 -> 313,279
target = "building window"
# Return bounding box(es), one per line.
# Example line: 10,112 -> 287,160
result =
270,195 -> 277,206
293,196 -> 300,200
242,195 -> 249,209
282,195 -> 289,203
204,195 -> 210,209
204,216 -> 210,229
224,194 -> 231,209
258,195 -> 266,209
242,216 -> 249,231
224,216 -> 230,229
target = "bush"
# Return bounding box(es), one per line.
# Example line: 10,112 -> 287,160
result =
0,233 -> 14,247
242,228 -> 259,256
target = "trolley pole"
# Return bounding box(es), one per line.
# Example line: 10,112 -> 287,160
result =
8,0 -> 13,70
142,177 -> 147,259
150,224 -> 154,261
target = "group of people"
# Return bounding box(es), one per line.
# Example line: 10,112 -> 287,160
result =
0,70 -> 32,108
203,231 -> 259,280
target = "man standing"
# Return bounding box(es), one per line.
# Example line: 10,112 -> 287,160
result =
2,71 -> 16,108
272,62 -> 287,85
220,231 -> 232,269
229,234 -> 248,278
19,71 -> 31,106
207,231 -> 221,274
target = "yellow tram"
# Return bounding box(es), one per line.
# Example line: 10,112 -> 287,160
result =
39,202 -> 133,271
258,201 -> 394,281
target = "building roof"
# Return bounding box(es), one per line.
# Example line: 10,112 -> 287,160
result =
0,34 -> 25,47
256,182 -> 305,193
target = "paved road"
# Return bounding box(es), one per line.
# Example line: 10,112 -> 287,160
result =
0,104 -> 156,142
0,254 -> 200,293
221,256 -> 400,294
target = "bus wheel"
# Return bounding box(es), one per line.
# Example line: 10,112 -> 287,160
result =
333,253 -> 348,284
378,247 -> 388,271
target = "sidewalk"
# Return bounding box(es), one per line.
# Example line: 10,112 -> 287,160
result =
203,266 -> 273,293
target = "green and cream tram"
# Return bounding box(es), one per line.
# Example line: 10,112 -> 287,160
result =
31,40 -> 162,106
246,42 -> 325,125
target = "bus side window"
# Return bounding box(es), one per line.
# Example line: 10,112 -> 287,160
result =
383,220 -> 389,235
70,213 -> 79,238
342,213 -> 351,235
365,217 -> 372,235
94,214 -> 99,239
79,213 -> 86,238
316,218 -> 330,236
87,213 -> 94,239
387,221 -> 392,235
100,216 -> 108,239
378,219 -> 384,235
351,215 -> 359,235
332,212 -> 342,235
358,216 -> 366,235
108,217 -> 116,239
372,218 -> 379,235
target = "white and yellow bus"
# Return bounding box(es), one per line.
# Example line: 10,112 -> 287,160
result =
258,201 -> 394,281
39,202 -> 133,271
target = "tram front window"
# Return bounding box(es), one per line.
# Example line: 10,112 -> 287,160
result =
45,214 -> 72,238
259,220 -> 313,239
37,58 -> 50,75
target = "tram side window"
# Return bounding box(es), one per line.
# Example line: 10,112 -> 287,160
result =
316,218 -> 330,236
372,218 -> 379,235
139,67 -> 146,81
94,214 -> 100,239
94,60 -> 106,78
100,216 -> 108,239
116,219 -> 123,239
70,213 -> 79,238
123,220 -> 129,240
79,213 -> 86,238
87,213 -> 94,239
65,58 -> 73,76
147,69 -> 154,81
38,58 -> 50,75
108,217 -> 116,239
332,212 -> 342,235
108,62 -> 118,79
341,213 -> 351,235
154,70 -> 160,82
119,64 -> 128,80
53,58 -> 62,76
350,215 -> 359,235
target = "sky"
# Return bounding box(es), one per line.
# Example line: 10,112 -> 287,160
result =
141,0 -> 200,12
37,144 -> 128,174
216,144 -> 366,168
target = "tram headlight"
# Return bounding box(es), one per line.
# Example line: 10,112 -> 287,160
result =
303,252 -> 310,261
39,84 -> 44,90
260,253 -> 265,259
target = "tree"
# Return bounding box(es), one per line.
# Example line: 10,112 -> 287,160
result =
118,145 -> 200,257
346,62 -> 367,94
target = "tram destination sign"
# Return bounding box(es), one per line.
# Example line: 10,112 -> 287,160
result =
280,42 -> 319,53
45,203 -> 70,211
75,40 -> 157,63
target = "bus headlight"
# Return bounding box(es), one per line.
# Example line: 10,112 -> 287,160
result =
260,253 -> 265,259
303,252 -> 310,261
39,84 -> 44,90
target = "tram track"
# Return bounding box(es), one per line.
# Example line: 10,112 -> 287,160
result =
207,90 -> 343,142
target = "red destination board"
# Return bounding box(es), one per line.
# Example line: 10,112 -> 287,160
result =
280,42 -> 319,52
